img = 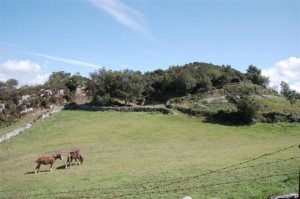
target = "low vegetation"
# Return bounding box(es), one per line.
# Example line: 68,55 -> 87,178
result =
1,61 -> 300,127
0,111 -> 299,198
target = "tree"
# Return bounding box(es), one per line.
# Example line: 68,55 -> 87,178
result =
280,81 -> 291,97
87,68 -> 145,105
47,71 -> 71,86
0,79 -> 19,91
66,73 -> 87,92
113,69 -> 145,105
143,69 -> 173,102
6,79 -> 19,89
87,68 -> 112,104
280,81 -> 300,106
224,83 -> 260,124
246,65 -> 269,88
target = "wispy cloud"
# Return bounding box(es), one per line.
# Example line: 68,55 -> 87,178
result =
26,52 -> 99,69
0,41 -> 18,47
89,0 -> 151,37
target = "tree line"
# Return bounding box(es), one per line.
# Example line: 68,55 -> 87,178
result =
87,62 -> 270,105
0,62 -> 299,126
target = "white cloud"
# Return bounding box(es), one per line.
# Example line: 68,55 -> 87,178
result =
262,57 -> 300,92
0,60 -> 41,73
0,60 -> 48,86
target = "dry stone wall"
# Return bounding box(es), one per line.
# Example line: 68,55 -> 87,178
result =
0,123 -> 32,142
64,104 -> 173,115
0,106 -> 63,143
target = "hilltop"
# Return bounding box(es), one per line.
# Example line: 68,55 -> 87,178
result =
0,62 -> 299,128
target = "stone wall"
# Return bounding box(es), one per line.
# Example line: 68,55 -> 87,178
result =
0,123 -> 32,142
167,103 -> 208,117
0,106 -> 63,143
64,104 -> 173,115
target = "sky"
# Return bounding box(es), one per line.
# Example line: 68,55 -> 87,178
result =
0,0 -> 299,91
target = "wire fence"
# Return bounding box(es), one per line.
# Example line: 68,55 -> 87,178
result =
2,144 -> 299,199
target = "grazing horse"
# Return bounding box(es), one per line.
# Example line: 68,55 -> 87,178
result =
35,154 -> 63,173
65,150 -> 84,169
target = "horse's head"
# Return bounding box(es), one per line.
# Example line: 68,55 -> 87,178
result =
55,154 -> 63,160
79,155 -> 84,164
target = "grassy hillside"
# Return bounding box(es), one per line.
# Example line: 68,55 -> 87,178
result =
0,110 -> 299,198
168,91 -> 300,121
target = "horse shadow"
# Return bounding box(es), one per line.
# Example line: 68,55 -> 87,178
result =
25,163 -> 81,174
56,163 -> 80,170
56,164 -> 67,170
25,170 -> 51,175
25,164 -> 67,174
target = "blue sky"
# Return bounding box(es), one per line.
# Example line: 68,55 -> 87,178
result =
0,0 -> 299,91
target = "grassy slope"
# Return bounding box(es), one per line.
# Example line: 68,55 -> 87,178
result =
169,92 -> 300,116
257,96 -> 300,114
0,110 -> 299,199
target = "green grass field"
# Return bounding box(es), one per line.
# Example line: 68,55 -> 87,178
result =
0,110 -> 299,199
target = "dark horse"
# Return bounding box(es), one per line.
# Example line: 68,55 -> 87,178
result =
35,154 -> 63,173
65,150 -> 84,169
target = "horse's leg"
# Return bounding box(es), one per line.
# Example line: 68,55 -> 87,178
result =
50,163 -> 53,172
66,156 -> 73,169
79,155 -> 83,164
65,154 -> 70,169
76,158 -> 79,166
70,157 -> 74,167
35,163 -> 41,174
65,159 -> 68,169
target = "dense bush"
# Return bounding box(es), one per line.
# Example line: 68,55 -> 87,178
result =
207,110 -> 242,125
262,112 -> 300,123
92,94 -> 115,106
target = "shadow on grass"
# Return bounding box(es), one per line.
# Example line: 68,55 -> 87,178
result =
56,164 -> 67,170
25,170 -> 52,175
57,163 -> 80,170
204,110 -> 253,126
25,164 -> 69,174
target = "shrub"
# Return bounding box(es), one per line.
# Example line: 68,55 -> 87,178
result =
261,112 -> 300,123
64,92 -> 75,103
41,99 -> 50,109
93,94 -> 114,106
224,83 -> 260,124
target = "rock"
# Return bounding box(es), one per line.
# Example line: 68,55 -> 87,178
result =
268,193 -> 298,199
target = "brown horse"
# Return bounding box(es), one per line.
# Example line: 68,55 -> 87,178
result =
65,150 -> 84,169
35,154 -> 63,173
